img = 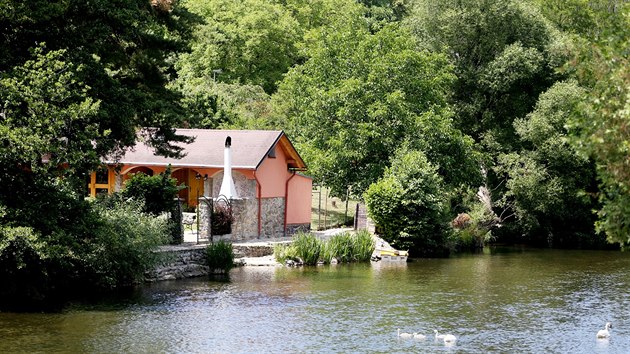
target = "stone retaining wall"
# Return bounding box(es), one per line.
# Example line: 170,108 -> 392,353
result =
146,243 -> 276,282
145,245 -> 209,282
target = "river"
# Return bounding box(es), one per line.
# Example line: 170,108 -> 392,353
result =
1,247 -> 629,353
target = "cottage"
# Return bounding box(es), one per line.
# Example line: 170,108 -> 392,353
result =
88,129 -> 312,239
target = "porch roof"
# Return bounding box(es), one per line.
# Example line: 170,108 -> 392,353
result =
105,129 -> 307,170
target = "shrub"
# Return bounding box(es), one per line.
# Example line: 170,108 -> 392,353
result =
88,198 -> 170,288
121,167 -> 184,244
211,204 -> 234,235
206,240 -> 234,273
0,226 -> 50,307
364,148 -> 451,256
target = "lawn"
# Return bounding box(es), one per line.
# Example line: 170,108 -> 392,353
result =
311,186 -> 359,231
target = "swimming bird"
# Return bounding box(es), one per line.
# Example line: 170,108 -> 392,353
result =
434,330 -> 457,343
398,329 -> 413,338
597,322 -> 612,339
412,332 -> 426,340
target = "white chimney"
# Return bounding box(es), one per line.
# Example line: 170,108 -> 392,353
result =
219,136 -> 238,199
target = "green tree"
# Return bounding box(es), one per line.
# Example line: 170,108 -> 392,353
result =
407,0 -> 564,152
0,0 -> 191,306
364,148 -> 451,256
177,0 -> 301,94
564,1 -> 630,247
274,23 -> 479,196
495,81 -> 604,248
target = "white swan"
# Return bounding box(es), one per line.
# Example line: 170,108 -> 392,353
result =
597,322 -> 612,339
434,330 -> 457,343
413,332 -> 426,340
398,329 -> 413,338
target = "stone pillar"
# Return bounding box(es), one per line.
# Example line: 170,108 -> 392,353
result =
172,197 -> 184,244
114,173 -> 124,192
198,196 -> 212,242
203,178 -> 212,197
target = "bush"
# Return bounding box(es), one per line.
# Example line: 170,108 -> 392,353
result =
0,195 -> 170,309
121,167 -> 184,244
87,198 -> 170,288
364,148 -> 451,256
211,204 -> 234,235
206,240 -> 234,273
0,226 -> 50,307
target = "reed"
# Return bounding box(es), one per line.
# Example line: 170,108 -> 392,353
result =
352,230 -> 375,262
326,232 -> 354,263
276,231 -> 376,266
292,232 -> 322,265
273,243 -> 298,264
206,240 -> 234,273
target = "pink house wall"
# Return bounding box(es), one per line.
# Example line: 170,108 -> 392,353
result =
256,146 -> 292,198
287,174 -> 313,224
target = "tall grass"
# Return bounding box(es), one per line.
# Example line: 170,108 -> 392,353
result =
353,230 -> 375,262
292,232 -> 322,265
275,231 -> 376,266
206,240 -> 234,273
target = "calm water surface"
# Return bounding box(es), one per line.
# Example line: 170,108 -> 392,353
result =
1,248 -> 629,353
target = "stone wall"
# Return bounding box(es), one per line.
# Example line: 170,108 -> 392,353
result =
230,198 -> 258,240
146,243 -> 277,282
146,245 -> 209,282
261,197 -> 285,238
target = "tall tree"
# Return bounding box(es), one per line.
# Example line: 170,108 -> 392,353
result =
273,22 -> 479,196
407,0 -> 564,153
564,1 -> 630,247
496,81 -> 603,247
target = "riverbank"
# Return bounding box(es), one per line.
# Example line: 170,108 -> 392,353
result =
148,228 -> 358,281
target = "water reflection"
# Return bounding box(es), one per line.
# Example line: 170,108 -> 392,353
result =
1,248 -> 629,353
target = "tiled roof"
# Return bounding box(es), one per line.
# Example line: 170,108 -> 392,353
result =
105,129 -> 306,170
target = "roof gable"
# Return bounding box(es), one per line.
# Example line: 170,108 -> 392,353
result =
106,129 -> 306,170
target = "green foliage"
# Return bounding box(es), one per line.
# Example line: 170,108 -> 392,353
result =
364,148 -> 450,256
275,22 -> 479,196
87,199 -> 170,288
407,0 -> 562,149
206,240 -> 235,273
121,168 -> 183,243
0,191 -> 169,308
564,1 -> 630,246
496,80 -> 604,247
292,232 -> 322,265
0,226 -> 50,306
0,0 -> 194,306
273,243 -> 299,264
121,168 -> 181,215
275,231 -> 375,265
179,0 -> 301,94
